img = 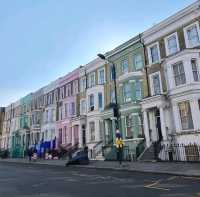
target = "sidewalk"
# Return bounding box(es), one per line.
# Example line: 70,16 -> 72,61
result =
1,158 -> 200,177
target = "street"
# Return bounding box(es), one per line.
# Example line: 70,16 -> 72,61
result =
0,163 -> 200,197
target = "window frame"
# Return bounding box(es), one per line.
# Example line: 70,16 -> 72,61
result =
149,71 -> 163,96
89,121 -> 95,142
133,53 -> 143,70
98,92 -> 103,110
135,80 -> 142,100
184,21 -> 200,48
178,101 -> 194,130
147,42 -> 161,65
98,67 -> 105,85
172,61 -> 186,86
121,58 -> 129,74
164,32 -> 180,56
88,94 -> 94,111
191,59 -> 200,82
123,82 -> 132,103
89,72 -> 96,88
80,99 -> 86,115
125,115 -> 133,139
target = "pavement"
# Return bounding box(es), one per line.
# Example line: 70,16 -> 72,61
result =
0,158 -> 200,177
1,162 -> 200,197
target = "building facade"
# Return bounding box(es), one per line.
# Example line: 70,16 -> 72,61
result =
102,35 -> 147,157
141,1 -> 200,152
56,68 -> 80,150
41,79 -> 60,151
79,58 -> 106,158
0,107 -> 5,147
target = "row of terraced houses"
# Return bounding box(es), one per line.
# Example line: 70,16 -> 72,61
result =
0,1 -> 200,161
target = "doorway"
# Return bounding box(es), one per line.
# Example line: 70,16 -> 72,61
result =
82,125 -> 86,146
155,109 -> 162,142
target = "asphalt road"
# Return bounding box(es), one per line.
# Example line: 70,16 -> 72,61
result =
0,163 -> 200,197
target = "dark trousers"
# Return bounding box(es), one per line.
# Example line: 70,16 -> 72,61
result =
28,155 -> 32,161
117,148 -> 123,164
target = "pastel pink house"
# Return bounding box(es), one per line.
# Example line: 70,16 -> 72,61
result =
56,68 -> 79,149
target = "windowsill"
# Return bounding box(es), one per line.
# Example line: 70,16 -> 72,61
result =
186,43 -> 200,49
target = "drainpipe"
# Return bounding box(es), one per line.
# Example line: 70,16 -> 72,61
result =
139,33 -> 150,97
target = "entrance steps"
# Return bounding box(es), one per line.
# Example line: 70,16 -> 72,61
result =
138,144 -> 156,162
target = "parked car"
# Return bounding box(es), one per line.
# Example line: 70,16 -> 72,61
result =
66,148 -> 89,166
0,149 -> 9,159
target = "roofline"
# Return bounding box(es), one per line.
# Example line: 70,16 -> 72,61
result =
143,0 -> 200,39
105,35 -> 141,58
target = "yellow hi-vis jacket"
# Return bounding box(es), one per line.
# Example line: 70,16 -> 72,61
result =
115,138 -> 124,149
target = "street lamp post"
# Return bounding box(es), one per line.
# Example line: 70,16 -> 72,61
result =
97,54 -> 120,129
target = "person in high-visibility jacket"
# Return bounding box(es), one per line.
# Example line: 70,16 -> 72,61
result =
115,136 -> 124,165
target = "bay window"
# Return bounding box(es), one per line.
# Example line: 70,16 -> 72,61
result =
191,59 -> 199,82
178,101 -> 194,130
134,54 -> 143,70
121,59 -> 129,74
173,62 -> 186,86
123,83 -> 131,102
89,94 -> 94,111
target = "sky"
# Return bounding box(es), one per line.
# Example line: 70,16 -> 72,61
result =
0,0 -> 196,107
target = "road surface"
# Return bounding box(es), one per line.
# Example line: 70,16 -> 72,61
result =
0,162 -> 200,197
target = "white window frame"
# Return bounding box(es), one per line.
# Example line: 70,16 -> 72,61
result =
80,99 -> 86,115
134,53 -> 143,70
98,92 -> 103,110
121,59 -> 129,74
123,83 -> 132,103
89,72 -> 96,88
80,77 -> 86,92
147,42 -> 161,65
178,100 -> 194,131
88,94 -> 94,111
149,71 -> 163,96
184,21 -> 200,48
135,80 -> 142,100
164,32 -> 180,56
172,61 -> 186,87
125,115 -> 133,139
98,68 -> 105,85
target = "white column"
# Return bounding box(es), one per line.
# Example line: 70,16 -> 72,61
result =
78,125 -> 83,148
111,117 -> 116,143
143,110 -> 151,147
104,120 -> 109,145
71,126 -> 75,146
159,106 -> 167,141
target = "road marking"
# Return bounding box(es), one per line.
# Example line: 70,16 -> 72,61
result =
144,185 -> 170,191
181,176 -> 200,181
144,179 -> 170,191
167,176 -> 177,181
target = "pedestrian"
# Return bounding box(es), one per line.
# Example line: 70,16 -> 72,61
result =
115,133 -> 124,165
28,148 -> 32,162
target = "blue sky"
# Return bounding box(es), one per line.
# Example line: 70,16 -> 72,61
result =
0,0 -> 196,106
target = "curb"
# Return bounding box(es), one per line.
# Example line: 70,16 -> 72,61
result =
1,160 -> 200,178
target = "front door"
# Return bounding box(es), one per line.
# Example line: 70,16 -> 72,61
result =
155,109 -> 162,142
82,125 -> 86,146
